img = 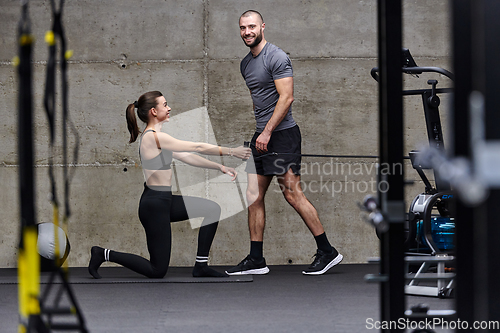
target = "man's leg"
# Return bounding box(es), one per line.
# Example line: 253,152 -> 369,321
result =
247,172 -> 274,241
277,168 -> 343,275
225,173 -> 273,275
276,168 -> 324,236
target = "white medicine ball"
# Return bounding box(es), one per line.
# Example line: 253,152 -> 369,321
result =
37,222 -> 70,263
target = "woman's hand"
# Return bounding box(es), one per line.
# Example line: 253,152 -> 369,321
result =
231,146 -> 252,160
220,165 -> 238,181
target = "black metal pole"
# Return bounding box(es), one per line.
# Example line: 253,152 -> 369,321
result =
453,1 -> 500,330
18,7 -> 36,237
451,0 -> 476,329
377,1 -> 405,331
17,4 -> 43,331
481,1 -> 500,327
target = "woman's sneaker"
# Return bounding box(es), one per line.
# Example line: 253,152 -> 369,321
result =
302,249 -> 343,275
225,255 -> 270,275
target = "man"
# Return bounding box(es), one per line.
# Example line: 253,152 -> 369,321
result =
226,10 -> 343,276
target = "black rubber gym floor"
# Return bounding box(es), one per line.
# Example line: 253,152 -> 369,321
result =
0,264 -> 454,332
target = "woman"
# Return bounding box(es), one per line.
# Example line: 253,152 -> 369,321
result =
88,91 -> 251,278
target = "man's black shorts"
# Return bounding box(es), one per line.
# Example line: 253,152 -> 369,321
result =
245,125 -> 302,176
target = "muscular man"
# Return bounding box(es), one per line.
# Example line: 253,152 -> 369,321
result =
226,10 -> 343,276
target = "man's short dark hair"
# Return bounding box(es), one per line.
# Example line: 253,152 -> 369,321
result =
240,10 -> 264,23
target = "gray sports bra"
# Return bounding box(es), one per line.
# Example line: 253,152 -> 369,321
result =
139,129 -> 172,171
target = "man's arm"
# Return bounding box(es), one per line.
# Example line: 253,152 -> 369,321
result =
255,76 -> 294,152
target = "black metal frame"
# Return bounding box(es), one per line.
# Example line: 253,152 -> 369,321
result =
450,0 -> 475,323
402,64 -> 454,257
377,1 -> 405,331
374,0 -> 500,330
18,0 -> 36,245
481,1 -> 500,322
17,3 -> 44,331
452,0 -> 500,328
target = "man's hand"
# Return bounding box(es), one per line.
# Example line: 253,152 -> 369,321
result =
255,131 -> 271,152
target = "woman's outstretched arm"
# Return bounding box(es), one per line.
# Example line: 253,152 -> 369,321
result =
155,132 -> 251,160
172,152 -> 238,181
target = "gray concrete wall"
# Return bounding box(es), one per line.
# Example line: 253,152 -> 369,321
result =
0,0 -> 451,268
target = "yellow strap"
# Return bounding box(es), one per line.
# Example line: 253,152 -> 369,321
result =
18,226 -> 40,319
61,216 -> 70,274
19,34 -> 34,46
45,31 -> 55,46
18,323 -> 27,333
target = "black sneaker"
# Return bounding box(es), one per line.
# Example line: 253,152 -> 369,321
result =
302,249 -> 343,275
225,255 -> 270,275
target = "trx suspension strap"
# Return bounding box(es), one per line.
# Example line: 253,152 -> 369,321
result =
40,0 -> 87,331
44,0 -> 80,247
16,1 -> 48,332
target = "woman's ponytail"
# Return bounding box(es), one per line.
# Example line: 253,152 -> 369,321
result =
126,103 -> 140,143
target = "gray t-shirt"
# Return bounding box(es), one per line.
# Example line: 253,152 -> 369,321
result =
240,42 -> 297,132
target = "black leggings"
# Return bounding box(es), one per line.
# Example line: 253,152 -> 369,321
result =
109,184 -> 221,278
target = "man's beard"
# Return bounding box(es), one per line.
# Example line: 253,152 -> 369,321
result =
243,30 -> 263,48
